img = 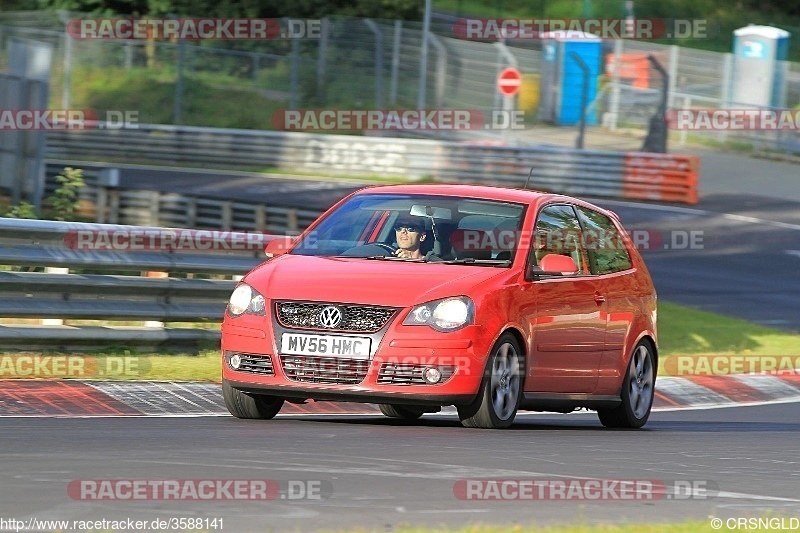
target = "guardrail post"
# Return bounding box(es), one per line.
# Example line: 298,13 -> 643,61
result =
255,205 -> 266,231
221,201 -> 233,230
143,271 -> 167,328
186,197 -> 197,228
96,187 -> 108,223
108,189 -> 120,224
287,209 -> 298,233
41,267 -> 69,326
149,191 -> 161,226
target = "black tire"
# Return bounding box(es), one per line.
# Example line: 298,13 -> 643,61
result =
598,341 -> 656,429
457,333 -> 523,429
378,404 -> 425,419
222,379 -> 284,420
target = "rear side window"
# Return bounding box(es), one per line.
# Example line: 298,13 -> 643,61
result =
576,206 -> 632,274
531,204 -> 587,273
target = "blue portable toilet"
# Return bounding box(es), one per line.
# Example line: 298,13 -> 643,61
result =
731,25 -> 790,107
538,31 -> 602,125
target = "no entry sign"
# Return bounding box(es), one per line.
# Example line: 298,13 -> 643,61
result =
498,67 -> 522,96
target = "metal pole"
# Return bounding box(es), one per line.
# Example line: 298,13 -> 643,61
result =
390,20 -> 402,105
290,37 -> 299,110
417,0 -> 432,110
642,54 -> 669,153
61,32 -> 72,109
569,51 -> 590,150
428,32 -> 447,108
317,18 -> 329,99
608,38 -> 622,131
57,10 -> 72,109
364,19 -> 384,108
173,38 -> 185,124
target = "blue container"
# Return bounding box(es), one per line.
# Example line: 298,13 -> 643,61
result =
539,31 -> 602,126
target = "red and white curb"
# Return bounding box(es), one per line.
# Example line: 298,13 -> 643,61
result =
0,375 -> 798,417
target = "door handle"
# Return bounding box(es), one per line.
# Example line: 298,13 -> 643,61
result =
594,293 -> 606,304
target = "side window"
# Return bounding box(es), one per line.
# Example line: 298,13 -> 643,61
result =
531,205 -> 586,273
576,206 -> 632,274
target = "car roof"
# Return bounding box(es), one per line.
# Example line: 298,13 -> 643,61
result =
354,183 -> 550,203
352,184 -> 617,219
356,183 -> 616,211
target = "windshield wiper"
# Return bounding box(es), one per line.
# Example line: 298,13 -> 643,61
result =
438,259 -> 512,267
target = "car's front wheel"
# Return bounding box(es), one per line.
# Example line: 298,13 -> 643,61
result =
457,333 -> 523,429
222,379 -> 284,420
597,341 -> 656,429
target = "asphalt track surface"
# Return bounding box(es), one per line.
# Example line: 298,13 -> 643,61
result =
1,403 -> 799,531
114,163 -> 800,331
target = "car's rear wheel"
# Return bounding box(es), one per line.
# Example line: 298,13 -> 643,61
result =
457,333 -> 523,429
222,379 -> 284,420
378,404 -> 425,419
598,341 -> 656,429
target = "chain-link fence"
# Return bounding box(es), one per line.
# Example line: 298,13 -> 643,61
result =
2,10 -> 800,153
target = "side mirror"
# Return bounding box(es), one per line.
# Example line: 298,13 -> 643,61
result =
265,236 -> 295,258
536,254 -> 579,275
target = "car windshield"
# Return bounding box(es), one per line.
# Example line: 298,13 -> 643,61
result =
291,193 -> 526,265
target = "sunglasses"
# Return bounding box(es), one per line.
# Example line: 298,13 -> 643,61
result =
394,224 -> 422,232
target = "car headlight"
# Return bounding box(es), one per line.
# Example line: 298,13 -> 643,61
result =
403,296 -> 474,331
228,284 -> 266,317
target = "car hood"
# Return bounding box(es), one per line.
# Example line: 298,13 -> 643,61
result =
245,254 -> 509,307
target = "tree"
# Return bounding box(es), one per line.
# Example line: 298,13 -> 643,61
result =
33,0 -> 421,19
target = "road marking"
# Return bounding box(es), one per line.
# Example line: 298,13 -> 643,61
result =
715,491 -> 800,503
786,250 -> 800,258
723,214 -> 800,232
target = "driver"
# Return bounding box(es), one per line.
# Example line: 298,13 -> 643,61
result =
393,215 -> 427,259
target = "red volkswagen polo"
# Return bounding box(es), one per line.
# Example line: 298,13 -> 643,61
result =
221,184 -> 657,429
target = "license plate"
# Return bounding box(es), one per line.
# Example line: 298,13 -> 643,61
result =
280,333 -> 371,359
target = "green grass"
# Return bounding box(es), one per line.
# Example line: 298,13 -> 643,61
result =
70,65 -> 285,129
657,301 -> 800,356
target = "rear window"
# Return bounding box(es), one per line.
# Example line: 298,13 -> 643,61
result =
576,207 -> 632,274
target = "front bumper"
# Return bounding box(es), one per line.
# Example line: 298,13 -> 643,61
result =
221,315 -> 489,405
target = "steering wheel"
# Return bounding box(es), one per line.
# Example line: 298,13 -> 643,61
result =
370,243 -> 397,254
340,242 -> 397,257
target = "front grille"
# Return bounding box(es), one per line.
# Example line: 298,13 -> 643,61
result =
280,355 -> 369,384
276,301 -> 396,333
377,363 -> 456,385
228,352 -> 274,375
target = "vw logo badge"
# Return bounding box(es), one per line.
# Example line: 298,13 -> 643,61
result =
319,306 -> 343,328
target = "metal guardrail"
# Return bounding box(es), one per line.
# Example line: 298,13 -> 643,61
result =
43,162 -> 324,231
0,218 -> 267,351
46,124 -> 700,204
